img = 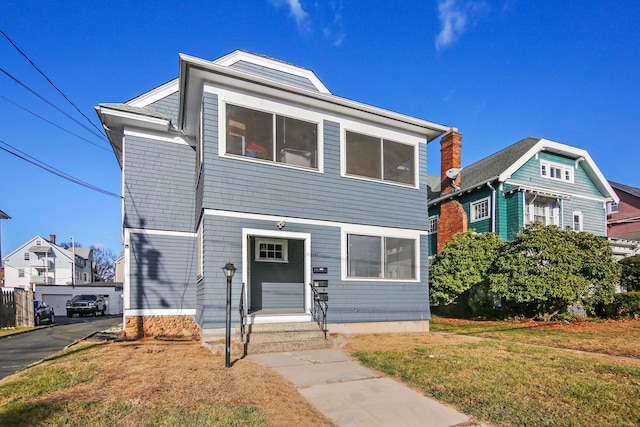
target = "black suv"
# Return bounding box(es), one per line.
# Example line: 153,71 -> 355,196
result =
66,294 -> 107,317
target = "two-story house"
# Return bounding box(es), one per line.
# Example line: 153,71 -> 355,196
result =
428,130 -> 618,254
96,50 -> 450,343
2,234 -> 94,290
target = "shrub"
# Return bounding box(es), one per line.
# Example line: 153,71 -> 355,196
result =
598,292 -> 640,319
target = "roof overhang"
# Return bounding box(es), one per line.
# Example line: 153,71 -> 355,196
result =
95,104 -> 173,168
178,53 -> 449,142
503,183 -> 572,200
498,138 -> 619,203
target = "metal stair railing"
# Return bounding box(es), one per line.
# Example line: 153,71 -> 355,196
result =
238,282 -> 247,343
309,282 -> 328,339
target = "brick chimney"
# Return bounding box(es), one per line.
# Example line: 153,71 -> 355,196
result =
437,128 -> 467,253
49,234 -> 56,245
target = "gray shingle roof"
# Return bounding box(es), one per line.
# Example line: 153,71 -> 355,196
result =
97,103 -> 171,121
429,136 -> 542,200
610,181 -> 640,199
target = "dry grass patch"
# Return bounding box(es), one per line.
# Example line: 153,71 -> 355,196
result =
0,340 -> 335,427
431,318 -> 640,358
345,333 -> 640,427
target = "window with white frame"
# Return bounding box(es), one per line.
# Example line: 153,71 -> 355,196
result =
226,104 -> 318,169
18,269 -> 24,278
428,215 -> 439,234
540,160 -> 573,183
470,198 -> 490,222
525,195 -> 560,226
345,131 -> 415,185
255,238 -> 288,262
608,201 -> 619,214
24,252 -> 30,261
347,234 -> 416,279
572,211 -> 583,231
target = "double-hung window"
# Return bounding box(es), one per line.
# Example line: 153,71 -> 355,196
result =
572,211 -> 583,232
428,215 -> 439,234
345,131 -> 415,185
226,104 -> 318,169
347,234 -> 416,279
525,195 -> 560,226
470,198 -> 490,222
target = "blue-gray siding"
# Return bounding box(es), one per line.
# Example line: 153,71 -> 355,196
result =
128,232 -> 196,310
229,60 -> 319,92
146,92 -> 179,125
200,93 -> 429,231
124,134 -> 196,232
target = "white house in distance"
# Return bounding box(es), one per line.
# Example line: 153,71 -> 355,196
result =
2,234 -> 94,291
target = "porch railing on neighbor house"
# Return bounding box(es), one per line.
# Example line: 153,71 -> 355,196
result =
310,281 -> 328,339
238,282 -> 247,343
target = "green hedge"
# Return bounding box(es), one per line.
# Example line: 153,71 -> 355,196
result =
598,292 -> 640,319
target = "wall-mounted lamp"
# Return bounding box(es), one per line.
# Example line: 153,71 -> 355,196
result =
277,220 -> 286,230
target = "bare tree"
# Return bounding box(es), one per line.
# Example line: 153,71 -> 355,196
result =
91,246 -> 117,282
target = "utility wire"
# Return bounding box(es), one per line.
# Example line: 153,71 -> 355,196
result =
0,94 -> 110,152
0,66 -> 108,143
0,28 -> 106,137
0,139 -> 121,199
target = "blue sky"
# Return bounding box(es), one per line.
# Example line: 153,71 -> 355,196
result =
1,0 -> 639,257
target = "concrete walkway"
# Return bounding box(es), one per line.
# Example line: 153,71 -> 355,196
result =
248,349 -> 478,427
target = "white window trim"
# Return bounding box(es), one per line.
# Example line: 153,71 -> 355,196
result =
196,224 -> 203,280
341,125 -> 420,189
608,201 -> 619,214
540,160 -> 574,183
470,197 -> 491,222
428,215 -> 439,234
572,211 -> 584,232
209,84 -> 325,173
341,225 -> 420,282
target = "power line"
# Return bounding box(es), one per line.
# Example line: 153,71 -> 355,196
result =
0,94 -> 110,152
0,139 -> 121,199
0,28 -> 106,137
0,66 -> 108,143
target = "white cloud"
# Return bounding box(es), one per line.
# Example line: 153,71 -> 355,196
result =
270,0 -> 310,32
435,0 -> 488,51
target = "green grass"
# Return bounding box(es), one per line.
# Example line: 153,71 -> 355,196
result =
353,336 -> 640,427
0,327 -> 36,338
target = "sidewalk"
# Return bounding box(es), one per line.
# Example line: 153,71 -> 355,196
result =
248,349 -> 481,427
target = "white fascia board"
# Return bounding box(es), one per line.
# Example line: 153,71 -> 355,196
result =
127,79 -> 179,107
178,54 -> 449,142
498,138 -> 618,203
214,50 -> 331,94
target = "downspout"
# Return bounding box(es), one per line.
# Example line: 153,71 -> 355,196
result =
486,182 -> 496,233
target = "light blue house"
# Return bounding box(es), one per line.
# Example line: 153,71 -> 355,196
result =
96,51 -> 449,344
428,131 -> 619,255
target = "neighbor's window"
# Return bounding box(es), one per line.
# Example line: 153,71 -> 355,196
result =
345,131 -> 415,185
18,269 -> 24,278
24,252 -> 30,261
255,238 -> 288,262
470,198 -> 490,222
572,211 -> 583,232
347,234 -> 416,279
608,201 -> 619,214
525,195 -> 560,226
428,215 -> 439,234
226,104 -> 318,168
540,161 -> 573,183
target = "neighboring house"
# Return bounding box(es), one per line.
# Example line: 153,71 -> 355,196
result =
95,50 -> 450,342
427,130 -> 618,254
2,234 -> 94,290
607,181 -> 640,259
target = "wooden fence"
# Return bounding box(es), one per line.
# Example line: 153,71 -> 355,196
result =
0,289 -> 34,328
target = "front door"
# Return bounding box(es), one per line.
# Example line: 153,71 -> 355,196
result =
248,235 -> 306,313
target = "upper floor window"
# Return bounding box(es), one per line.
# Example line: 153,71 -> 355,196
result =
470,198 -> 490,222
540,161 -> 573,183
607,201 -> 619,214
226,104 -> 318,169
347,234 -> 416,280
428,215 -> 439,234
24,252 -> 30,261
345,131 -> 415,185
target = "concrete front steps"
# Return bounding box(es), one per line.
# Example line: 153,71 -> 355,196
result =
205,322 -> 337,356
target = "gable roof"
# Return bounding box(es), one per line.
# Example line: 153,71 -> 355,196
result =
429,137 -> 618,205
0,209 -> 9,220
610,181 -> 640,199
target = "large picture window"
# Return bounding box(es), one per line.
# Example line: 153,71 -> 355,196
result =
347,234 -> 416,279
346,131 -> 415,185
226,104 -> 317,169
